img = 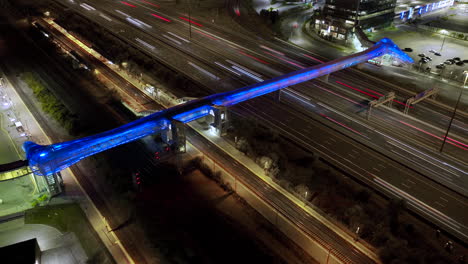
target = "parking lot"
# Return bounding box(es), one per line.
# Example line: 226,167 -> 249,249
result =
369,24 -> 468,80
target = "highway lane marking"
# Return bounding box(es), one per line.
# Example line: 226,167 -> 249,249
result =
352,149 -> 359,154
407,179 -> 416,185
440,197 -> 448,202
435,201 -> 446,208
378,164 -> 386,168
278,121 -> 286,126
247,88 -> 468,207
372,167 -> 380,172
401,183 -> 411,188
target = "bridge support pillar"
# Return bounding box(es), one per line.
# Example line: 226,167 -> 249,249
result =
273,90 -> 282,102
319,74 -> 329,83
210,106 -> 228,136
171,120 -> 186,153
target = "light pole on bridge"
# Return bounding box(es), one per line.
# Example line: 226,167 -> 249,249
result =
440,70 -> 467,153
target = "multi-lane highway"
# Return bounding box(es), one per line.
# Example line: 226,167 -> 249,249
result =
51,0 -> 467,242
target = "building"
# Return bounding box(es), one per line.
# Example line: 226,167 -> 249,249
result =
0,238 -> 41,264
313,0 -> 397,42
396,0 -> 454,21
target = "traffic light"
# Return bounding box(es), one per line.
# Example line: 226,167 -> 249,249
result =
133,172 -> 142,190
135,173 -> 141,185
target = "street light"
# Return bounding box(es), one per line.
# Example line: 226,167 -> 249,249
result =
439,29 -> 448,53
440,70 -> 467,153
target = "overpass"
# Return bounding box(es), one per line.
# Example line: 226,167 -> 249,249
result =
22,38 -> 413,177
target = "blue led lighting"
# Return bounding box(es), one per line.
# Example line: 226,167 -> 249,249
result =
172,105 -> 211,123
24,38 -> 412,176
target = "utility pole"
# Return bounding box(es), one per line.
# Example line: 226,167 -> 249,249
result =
355,0 -> 361,27
188,0 -> 192,39
440,71 -> 467,153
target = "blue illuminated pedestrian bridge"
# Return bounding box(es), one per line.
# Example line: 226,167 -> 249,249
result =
21,38 -> 413,176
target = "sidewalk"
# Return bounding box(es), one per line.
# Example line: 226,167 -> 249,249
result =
0,71 -> 133,263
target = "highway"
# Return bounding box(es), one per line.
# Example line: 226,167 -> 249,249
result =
12,17 -> 377,262
185,126 -> 376,264
56,0 -> 468,169
51,0 -> 468,242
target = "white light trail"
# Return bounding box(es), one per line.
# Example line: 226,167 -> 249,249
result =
115,10 -> 130,17
167,32 -> 190,43
163,34 -> 181,45
226,60 -> 262,78
188,62 -> 219,80
99,13 -> 112,21
214,62 -> 241,76
135,38 -> 155,50
80,3 -> 96,11
231,66 -> 264,82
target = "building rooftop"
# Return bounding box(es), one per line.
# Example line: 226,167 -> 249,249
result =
396,0 -> 452,13
0,238 -> 38,264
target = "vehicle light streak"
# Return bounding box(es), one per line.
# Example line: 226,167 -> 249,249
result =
188,62 -> 219,80
337,80 -> 379,98
140,0 -> 160,7
135,38 -> 155,50
302,53 -> 324,63
226,60 -> 262,78
374,177 -> 463,233
336,81 -> 411,108
167,32 -> 190,43
387,140 -> 465,177
163,34 -> 181,45
238,50 -> 269,65
80,3 -> 96,11
232,66 -> 264,82
319,113 -> 363,136
99,13 -> 112,21
283,89 -> 316,107
151,13 -> 171,22
121,1 -> 136,7
115,10 -> 130,17
260,45 -> 285,56
179,17 -> 203,27
214,62 -> 241,76
399,121 -> 468,150
195,30 -> 217,40
315,85 -> 360,105
264,52 -> 304,69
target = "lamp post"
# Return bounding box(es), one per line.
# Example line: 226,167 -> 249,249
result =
188,0 -> 192,39
440,71 -> 467,153
439,29 -> 448,53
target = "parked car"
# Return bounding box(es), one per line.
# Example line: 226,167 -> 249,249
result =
425,57 -> 432,61
463,59 -> 468,63
403,48 -> 413,52
434,52 -> 441,56
453,57 -> 461,61
425,67 -> 431,71
455,61 -> 464,66
444,60 -> 453,65
429,49 -> 436,53
436,64 -> 445,69
418,53 -> 426,57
